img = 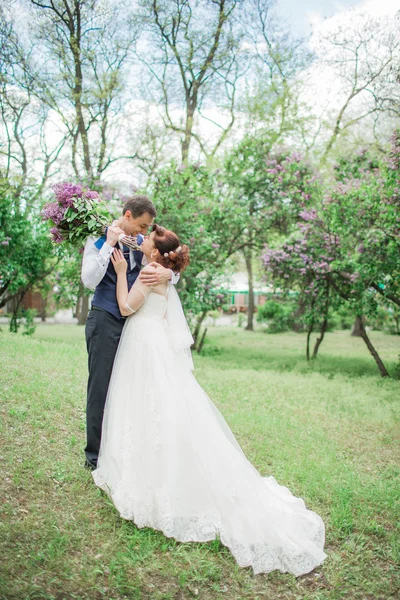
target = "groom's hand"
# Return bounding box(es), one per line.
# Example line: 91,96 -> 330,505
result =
139,262 -> 172,286
106,223 -> 125,246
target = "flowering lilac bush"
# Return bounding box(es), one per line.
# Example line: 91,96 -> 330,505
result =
262,131 -> 400,375
223,135 -> 320,330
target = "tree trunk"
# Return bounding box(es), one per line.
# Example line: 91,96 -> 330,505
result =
306,320 -> 314,362
73,294 -> 80,319
192,309 -> 207,346
40,294 -> 47,322
181,104 -> 195,164
312,317 -> 328,359
244,250 -> 254,331
351,315 -> 363,337
77,294 -> 89,326
312,279 -> 330,359
357,315 -> 390,377
197,327 -> 208,355
9,294 -> 24,333
292,299 -> 306,332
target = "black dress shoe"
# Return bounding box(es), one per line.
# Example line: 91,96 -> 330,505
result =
84,459 -> 96,471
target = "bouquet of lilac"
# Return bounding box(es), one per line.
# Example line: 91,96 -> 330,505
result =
42,182 -> 140,250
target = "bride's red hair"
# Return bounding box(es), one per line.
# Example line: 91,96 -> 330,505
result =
152,224 -> 190,272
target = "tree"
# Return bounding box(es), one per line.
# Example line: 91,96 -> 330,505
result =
310,10 -> 400,162
149,161 -> 240,344
0,183 -> 54,329
241,0 -> 311,138
137,0 -> 245,164
26,0 -> 140,183
224,135 -> 318,330
0,8 -> 67,326
262,133 -> 400,376
0,6 -> 67,206
16,0 -> 140,321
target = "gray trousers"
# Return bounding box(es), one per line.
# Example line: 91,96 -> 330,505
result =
84,307 -> 125,467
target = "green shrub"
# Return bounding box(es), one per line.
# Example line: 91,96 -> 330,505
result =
368,306 -> 400,335
9,308 -> 37,336
257,300 -> 294,333
22,309 -> 37,336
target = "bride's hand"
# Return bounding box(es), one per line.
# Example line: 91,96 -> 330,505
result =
111,248 -> 127,274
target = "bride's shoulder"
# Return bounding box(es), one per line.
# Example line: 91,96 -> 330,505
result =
141,264 -> 157,274
150,281 -> 169,296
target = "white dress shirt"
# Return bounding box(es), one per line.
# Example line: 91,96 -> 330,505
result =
81,236 -> 179,291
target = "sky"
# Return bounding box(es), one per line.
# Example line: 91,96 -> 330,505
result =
275,0 -> 398,35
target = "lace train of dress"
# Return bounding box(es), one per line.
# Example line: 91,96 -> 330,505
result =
93,291 -> 327,576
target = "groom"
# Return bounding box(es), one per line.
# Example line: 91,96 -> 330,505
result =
81,194 -> 179,469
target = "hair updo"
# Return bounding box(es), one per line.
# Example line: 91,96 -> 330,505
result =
152,224 -> 190,272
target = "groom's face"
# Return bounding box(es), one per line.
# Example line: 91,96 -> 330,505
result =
124,211 -> 154,236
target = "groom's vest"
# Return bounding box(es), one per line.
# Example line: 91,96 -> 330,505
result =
91,233 -> 144,320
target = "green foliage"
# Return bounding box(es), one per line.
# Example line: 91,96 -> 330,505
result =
257,299 -> 296,333
262,133 -> 400,365
149,163 -> 237,325
367,303 -> 400,335
325,306 -> 354,331
8,307 -> 37,335
224,136 -> 319,247
52,248 -> 91,310
394,356 -> 400,380
22,309 -> 37,336
42,183 -> 120,249
0,182 -> 53,314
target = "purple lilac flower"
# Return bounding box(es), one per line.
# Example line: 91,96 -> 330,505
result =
50,227 -> 64,243
299,209 -> 317,221
84,190 -> 100,200
52,182 -> 83,207
42,202 -> 66,225
102,188 -> 113,201
212,243 -> 220,249
1,240 -> 9,246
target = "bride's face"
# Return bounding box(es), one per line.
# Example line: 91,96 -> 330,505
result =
141,232 -> 159,259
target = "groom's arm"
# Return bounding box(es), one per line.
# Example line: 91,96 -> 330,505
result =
139,262 -> 180,286
81,227 -> 123,290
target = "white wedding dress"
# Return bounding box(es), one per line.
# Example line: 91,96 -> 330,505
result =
92,280 -> 327,576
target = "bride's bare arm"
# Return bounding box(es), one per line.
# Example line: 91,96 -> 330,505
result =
111,250 -> 152,316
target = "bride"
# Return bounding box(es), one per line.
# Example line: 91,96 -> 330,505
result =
92,224 -> 327,576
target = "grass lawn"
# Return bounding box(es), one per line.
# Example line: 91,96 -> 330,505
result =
0,324 -> 399,600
